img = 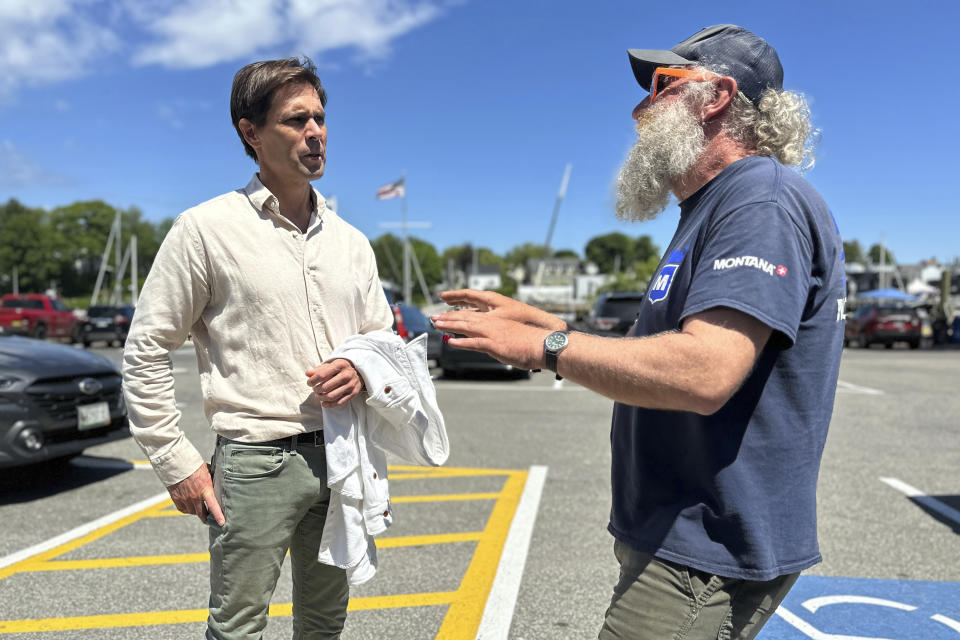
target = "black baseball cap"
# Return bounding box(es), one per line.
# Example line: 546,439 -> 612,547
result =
627,24 -> 783,105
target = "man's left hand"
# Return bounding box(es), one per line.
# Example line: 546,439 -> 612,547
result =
431,309 -> 548,370
306,358 -> 364,408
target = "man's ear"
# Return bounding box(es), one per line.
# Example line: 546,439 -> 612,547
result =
701,76 -> 738,122
238,118 -> 260,152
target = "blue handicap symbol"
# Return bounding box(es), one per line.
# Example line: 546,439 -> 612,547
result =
759,575 -> 960,639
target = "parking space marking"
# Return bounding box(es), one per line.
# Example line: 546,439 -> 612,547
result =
835,380 -> 884,395
0,465 -> 546,639
881,477 -> 960,526
766,576 -> 960,639
477,464 -> 547,639
0,492 -> 169,576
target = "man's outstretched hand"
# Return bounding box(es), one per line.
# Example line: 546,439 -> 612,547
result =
168,463 -> 225,526
437,289 -> 567,331
431,289 -> 565,370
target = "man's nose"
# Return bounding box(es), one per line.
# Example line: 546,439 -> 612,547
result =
306,120 -> 326,141
632,97 -> 651,120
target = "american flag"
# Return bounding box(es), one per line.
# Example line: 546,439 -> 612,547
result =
376,178 -> 405,200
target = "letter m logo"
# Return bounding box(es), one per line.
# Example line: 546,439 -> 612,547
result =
648,263 -> 679,303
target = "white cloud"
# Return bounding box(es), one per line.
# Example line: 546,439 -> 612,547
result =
0,140 -> 69,187
0,0 -> 448,99
132,0 -> 447,68
0,0 -> 120,100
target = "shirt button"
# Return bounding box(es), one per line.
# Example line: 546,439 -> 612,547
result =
372,472 -> 377,479
383,510 -> 389,517
384,386 -> 392,394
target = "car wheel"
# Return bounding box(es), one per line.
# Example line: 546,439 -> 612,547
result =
843,338 -> 850,347
82,339 -> 91,348
442,367 -> 458,379
857,334 -> 868,349
884,342 -> 894,349
33,323 -> 48,340
909,339 -> 920,349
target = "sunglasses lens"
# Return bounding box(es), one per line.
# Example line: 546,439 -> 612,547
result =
655,73 -> 674,95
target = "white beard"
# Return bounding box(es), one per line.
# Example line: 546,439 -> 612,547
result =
615,96 -> 706,222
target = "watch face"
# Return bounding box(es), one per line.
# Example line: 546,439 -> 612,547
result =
545,332 -> 568,351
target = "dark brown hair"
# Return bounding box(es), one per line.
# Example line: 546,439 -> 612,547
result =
230,56 -> 327,161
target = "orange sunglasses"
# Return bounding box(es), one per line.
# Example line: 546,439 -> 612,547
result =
649,67 -> 718,101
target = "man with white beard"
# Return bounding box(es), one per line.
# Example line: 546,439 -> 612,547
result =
432,25 -> 845,640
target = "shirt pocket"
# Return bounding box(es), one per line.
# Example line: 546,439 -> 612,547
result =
364,377 -> 418,426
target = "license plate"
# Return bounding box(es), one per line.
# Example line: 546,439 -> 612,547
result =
95,320 -> 110,328
78,402 -> 111,430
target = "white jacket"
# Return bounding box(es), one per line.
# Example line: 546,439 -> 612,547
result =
318,332 -> 448,584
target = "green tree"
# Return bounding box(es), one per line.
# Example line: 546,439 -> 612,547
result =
632,235 -> 660,262
585,232 -> 634,273
372,234 -> 443,304
868,243 -> 895,265
552,248 -> 579,260
0,199 -> 63,293
842,240 -> 865,264
441,244 -> 502,274
503,243 -> 552,269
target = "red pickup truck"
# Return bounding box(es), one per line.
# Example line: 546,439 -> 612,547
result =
0,294 -> 80,341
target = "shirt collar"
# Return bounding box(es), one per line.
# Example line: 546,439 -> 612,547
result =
243,173 -> 328,230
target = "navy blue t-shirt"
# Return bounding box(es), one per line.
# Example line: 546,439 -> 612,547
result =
608,155 -> 846,581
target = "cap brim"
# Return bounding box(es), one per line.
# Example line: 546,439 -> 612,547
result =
627,48 -> 693,91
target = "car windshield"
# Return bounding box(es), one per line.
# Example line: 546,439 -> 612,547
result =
2,299 -> 43,309
88,306 -> 117,316
877,306 -> 915,317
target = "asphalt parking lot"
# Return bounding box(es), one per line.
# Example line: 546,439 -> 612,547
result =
1,342 -> 958,639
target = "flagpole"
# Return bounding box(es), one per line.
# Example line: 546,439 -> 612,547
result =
402,171 -> 411,305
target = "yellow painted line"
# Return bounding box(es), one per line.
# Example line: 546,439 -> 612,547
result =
392,492 -> 500,503
146,509 -> 186,518
437,470 -> 527,638
23,532 -> 482,572
23,553 -> 210,572
389,465 -> 519,474
0,499 -> 172,581
391,471 -> 515,480
377,532 -> 481,548
0,592 -> 458,633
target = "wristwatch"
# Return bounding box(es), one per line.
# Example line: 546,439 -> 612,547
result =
543,330 -> 570,375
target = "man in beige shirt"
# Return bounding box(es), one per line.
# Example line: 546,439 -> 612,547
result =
122,57 -> 392,639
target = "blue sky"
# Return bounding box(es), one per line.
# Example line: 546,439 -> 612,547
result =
2,0 -> 958,266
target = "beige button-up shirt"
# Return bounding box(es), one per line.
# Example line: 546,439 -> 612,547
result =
122,175 -> 393,486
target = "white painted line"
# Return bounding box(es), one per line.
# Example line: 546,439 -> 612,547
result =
880,477 -> 960,526
836,380 -> 884,395
802,594 -> 915,614
933,613 -> 960,633
773,606 -> 834,639
0,492 -> 170,570
70,456 -> 152,471
476,465 -> 548,640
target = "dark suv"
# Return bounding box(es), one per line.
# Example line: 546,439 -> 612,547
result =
586,292 -> 645,336
844,304 -> 922,349
81,305 -> 135,347
0,335 -> 129,468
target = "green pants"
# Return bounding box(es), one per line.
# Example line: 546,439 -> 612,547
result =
206,436 -> 348,640
599,540 -> 798,640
